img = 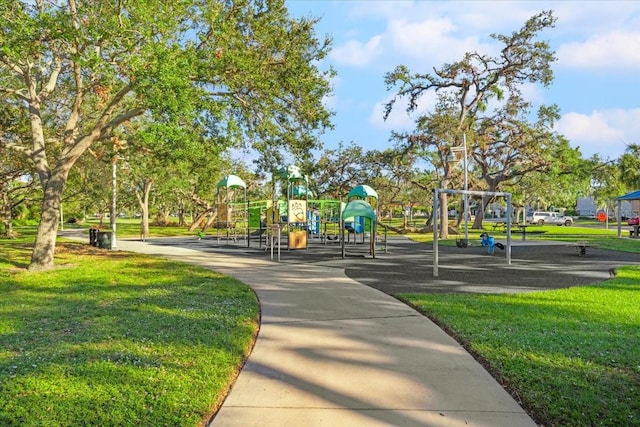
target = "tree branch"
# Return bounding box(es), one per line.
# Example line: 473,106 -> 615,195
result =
0,87 -> 29,102
2,140 -> 33,157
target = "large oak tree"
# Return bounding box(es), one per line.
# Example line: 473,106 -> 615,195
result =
384,10 -> 557,238
0,0 -> 333,270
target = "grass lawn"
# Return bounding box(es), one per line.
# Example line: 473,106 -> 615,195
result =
7,221 -> 640,426
400,244 -> 640,427
0,229 -> 259,427
72,219 -> 200,238
405,221 -> 640,252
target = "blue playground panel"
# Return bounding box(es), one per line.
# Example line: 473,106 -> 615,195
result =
344,217 -> 364,234
308,212 -> 321,235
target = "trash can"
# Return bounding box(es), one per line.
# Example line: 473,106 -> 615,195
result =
97,231 -> 113,250
89,228 -> 99,246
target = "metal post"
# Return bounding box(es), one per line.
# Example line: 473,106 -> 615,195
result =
449,136 -> 469,245
111,159 -> 117,248
433,188 -> 439,277
616,200 -> 622,237
463,133 -> 469,244
341,217 -> 346,258
506,195 -> 512,265
270,223 -> 280,262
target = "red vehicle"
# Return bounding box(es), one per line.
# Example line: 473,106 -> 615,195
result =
628,215 -> 639,226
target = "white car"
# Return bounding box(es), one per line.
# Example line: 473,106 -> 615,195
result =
528,211 -> 573,226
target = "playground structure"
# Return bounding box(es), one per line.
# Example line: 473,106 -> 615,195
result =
211,166 -> 380,258
432,188 -> 513,277
307,199 -> 342,243
340,198 -> 378,258
215,175 -> 248,245
263,165 -> 312,250
343,185 -> 377,242
338,184 -> 379,257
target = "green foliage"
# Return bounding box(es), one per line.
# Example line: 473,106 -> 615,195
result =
0,233 -> 259,426
1,0 -> 334,269
383,11 -> 560,235
384,10 -> 557,121
401,270 -> 640,427
619,144 -> 640,189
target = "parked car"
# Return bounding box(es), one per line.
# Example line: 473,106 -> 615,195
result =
628,215 -> 639,226
528,211 -> 573,226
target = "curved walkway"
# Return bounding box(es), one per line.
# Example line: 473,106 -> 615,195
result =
111,236 -> 545,426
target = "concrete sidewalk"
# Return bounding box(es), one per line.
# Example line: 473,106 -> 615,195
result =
111,237 -> 536,427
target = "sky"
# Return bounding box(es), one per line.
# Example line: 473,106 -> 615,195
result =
285,0 -> 640,161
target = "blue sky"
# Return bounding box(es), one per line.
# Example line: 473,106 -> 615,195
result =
286,0 -> 640,161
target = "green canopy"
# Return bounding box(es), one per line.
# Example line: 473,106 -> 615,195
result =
347,184 -> 378,200
341,199 -> 378,259
291,185 -> 315,198
342,200 -> 376,220
216,174 -> 246,189
277,165 -> 304,181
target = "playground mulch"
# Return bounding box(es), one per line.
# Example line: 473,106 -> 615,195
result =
168,234 -> 640,296
343,237 -> 640,295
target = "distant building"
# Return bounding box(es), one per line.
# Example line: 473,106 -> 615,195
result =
576,196 -> 635,218
576,197 -> 597,217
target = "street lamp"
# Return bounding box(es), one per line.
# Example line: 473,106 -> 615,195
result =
449,134 -> 469,243
111,157 -> 118,248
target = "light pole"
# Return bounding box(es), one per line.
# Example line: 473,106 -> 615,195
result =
111,157 -> 117,248
449,134 -> 469,243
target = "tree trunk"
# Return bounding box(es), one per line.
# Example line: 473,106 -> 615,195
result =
188,211 -> 208,231
141,203 -> 149,240
189,209 -> 218,233
426,210 -> 434,227
473,207 -> 485,229
0,217 -> 13,238
0,190 -> 14,238
0,212 -> 14,238
473,195 -> 497,229
135,179 -> 153,240
29,172 -> 67,271
455,199 -> 463,228
203,211 -> 217,231
155,207 -> 170,225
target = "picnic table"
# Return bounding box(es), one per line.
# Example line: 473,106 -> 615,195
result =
510,224 -> 547,241
490,221 -> 507,231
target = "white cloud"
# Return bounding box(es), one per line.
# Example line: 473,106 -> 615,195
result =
291,0 -> 640,160
557,31 -> 640,71
556,109 -> 640,159
385,17 -> 488,66
347,0 -> 542,34
330,35 -> 383,67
